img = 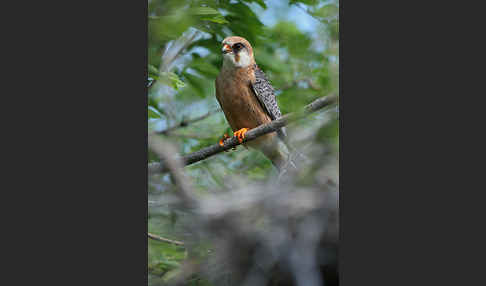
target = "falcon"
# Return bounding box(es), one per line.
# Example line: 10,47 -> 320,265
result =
215,36 -> 288,170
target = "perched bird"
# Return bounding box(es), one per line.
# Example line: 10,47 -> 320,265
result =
215,36 -> 288,170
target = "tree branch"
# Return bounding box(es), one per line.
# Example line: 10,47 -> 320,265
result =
148,94 -> 338,175
148,232 -> 184,246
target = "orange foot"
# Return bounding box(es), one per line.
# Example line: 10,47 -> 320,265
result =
219,133 -> 230,147
234,128 -> 249,143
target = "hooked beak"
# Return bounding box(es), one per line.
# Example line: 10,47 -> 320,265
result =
222,44 -> 232,54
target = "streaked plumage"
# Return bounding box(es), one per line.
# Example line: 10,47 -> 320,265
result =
251,67 -> 286,140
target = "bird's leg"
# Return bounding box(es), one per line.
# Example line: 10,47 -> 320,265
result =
219,133 -> 230,148
233,128 -> 249,143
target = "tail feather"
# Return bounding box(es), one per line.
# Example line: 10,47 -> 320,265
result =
263,139 -> 304,174
267,148 -> 287,172
252,129 -> 308,174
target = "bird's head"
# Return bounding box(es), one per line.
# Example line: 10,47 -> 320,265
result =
221,36 -> 255,69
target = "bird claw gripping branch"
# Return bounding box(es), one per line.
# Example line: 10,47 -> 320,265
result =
219,133 -> 234,152
219,133 -> 230,146
233,128 -> 249,144
219,129 -> 248,151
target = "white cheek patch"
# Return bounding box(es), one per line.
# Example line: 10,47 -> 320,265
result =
222,49 -> 252,69
235,50 -> 252,67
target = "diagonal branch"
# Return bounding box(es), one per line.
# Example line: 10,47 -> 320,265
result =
149,94 -> 338,175
148,232 -> 185,246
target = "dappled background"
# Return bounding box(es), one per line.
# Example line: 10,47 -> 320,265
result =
148,0 -> 339,285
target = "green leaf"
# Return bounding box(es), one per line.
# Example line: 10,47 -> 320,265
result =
159,71 -> 186,90
289,0 -> 319,5
201,14 -> 229,24
148,106 -> 163,119
189,7 -> 219,15
148,64 -> 159,79
168,72 -> 186,90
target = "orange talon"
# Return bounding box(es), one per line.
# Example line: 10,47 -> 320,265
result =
233,128 -> 249,143
219,133 -> 230,147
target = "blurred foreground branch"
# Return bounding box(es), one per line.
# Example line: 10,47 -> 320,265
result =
149,94 -> 338,175
148,136 -> 198,207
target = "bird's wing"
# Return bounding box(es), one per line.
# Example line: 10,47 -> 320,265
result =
250,65 -> 286,139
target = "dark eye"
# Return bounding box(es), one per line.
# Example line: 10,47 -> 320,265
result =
232,43 -> 245,52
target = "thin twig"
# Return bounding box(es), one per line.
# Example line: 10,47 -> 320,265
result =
148,232 -> 184,246
157,109 -> 220,135
149,94 -> 338,175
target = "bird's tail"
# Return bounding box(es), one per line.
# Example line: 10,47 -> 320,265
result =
262,138 -> 308,175
264,147 -> 287,173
